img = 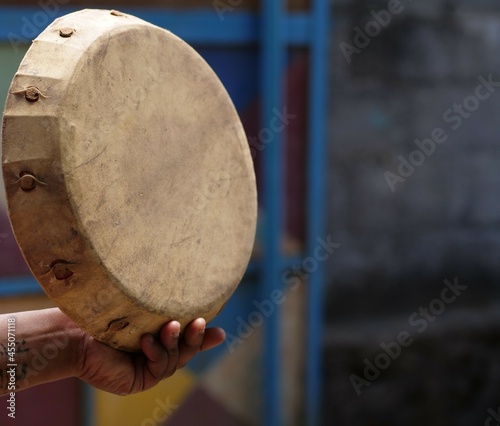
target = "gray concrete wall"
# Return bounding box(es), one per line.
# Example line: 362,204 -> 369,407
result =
324,0 -> 500,423
327,0 -> 500,316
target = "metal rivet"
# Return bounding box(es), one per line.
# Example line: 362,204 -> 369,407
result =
19,174 -> 36,191
25,87 -> 40,103
11,86 -> 47,102
110,10 -> 124,16
53,264 -> 74,280
59,28 -> 74,38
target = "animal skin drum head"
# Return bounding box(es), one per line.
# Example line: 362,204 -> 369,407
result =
2,9 -> 257,351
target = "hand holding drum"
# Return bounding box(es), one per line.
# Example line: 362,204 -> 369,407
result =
2,9 -> 257,351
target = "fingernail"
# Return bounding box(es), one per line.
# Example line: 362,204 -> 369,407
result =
199,328 -> 206,335
171,321 -> 180,338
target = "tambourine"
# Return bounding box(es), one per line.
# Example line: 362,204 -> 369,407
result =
2,9 -> 257,351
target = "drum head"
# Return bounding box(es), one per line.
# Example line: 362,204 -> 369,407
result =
2,9 -> 257,351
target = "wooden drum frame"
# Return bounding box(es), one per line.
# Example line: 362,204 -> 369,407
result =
2,9 -> 257,351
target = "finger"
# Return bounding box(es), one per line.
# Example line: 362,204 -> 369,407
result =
177,327 -> 226,368
141,334 -> 163,364
199,327 -> 226,352
140,333 -> 168,382
184,318 -> 207,347
177,318 -> 206,368
159,320 -> 181,377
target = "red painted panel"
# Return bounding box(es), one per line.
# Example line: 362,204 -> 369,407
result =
242,52 -> 309,246
0,212 -> 30,277
0,378 -> 83,426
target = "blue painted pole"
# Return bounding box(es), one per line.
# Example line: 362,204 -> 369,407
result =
0,7 -> 312,46
82,383 -> 94,426
0,277 -> 43,296
260,1 -> 285,425
306,0 -> 330,425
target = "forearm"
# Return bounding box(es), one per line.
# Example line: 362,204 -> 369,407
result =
0,308 -> 84,395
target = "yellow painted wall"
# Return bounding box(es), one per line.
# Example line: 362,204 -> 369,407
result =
0,294 -> 53,313
94,369 -> 196,426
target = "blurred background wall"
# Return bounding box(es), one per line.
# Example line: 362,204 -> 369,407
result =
324,1 -> 500,424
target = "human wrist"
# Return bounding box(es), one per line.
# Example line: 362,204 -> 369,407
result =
46,308 -> 88,381
5,308 -> 87,392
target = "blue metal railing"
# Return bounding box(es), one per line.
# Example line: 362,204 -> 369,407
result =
306,0 -> 330,424
260,1 -> 285,425
0,7 -> 312,46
